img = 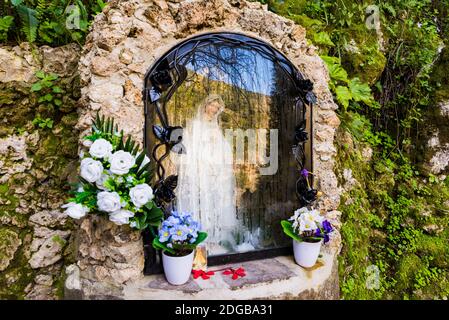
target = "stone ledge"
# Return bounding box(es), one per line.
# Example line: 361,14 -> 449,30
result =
121,249 -> 339,300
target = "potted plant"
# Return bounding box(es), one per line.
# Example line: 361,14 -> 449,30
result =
62,113 -> 164,230
152,211 -> 207,285
281,207 -> 333,268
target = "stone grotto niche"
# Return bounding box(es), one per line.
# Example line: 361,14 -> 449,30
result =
75,0 -> 343,299
143,32 -> 316,273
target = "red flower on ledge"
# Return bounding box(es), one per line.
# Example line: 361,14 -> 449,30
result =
223,267 -> 246,280
192,269 -> 215,280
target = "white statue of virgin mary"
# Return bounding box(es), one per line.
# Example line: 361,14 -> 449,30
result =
173,94 -> 238,254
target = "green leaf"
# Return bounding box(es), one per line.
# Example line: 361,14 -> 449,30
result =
124,136 -> 132,151
11,0 -> 24,6
134,151 -> 146,169
52,86 -> 62,93
313,31 -> 335,47
118,130 -> 125,149
280,220 -> 302,242
54,99 -> 62,106
320,55 -> 341,65
44,93 -> 53,101
136,162 -> 151,178
152,237 -> 175,255
174,232 -> 208,251
327,63 -> 349,84
31,82 -> 42,92
144,200 -> 154,211
16,5 -> 38,43
335,86 -> 352,109
349,78 -> 373,105
146,206 -> 163,226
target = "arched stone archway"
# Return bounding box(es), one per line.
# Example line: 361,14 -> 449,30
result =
72,0 -> 342,299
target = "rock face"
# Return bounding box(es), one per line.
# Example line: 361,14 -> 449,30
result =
419,47 -> 449,176
75,0 -> 341,299
0,43 -> 80,299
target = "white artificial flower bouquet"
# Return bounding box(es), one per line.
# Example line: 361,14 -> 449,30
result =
62,113 -> 163,230
281,207 -> 333,243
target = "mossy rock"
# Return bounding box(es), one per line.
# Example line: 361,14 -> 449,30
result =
339,24 -> 386,85
0,228 -> 21,272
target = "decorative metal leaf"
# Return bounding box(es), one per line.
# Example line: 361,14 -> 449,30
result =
149,87 -> 161,103
164,175 -> 178,190
152,125 -> 167,142
306,91 -> 317,105
171,142 -> 186,154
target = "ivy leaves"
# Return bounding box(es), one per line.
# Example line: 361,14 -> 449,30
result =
321,55 -> 377,110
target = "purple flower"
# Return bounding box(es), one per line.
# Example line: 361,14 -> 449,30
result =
314,228 -> 322,237
300,168 -> 309,178
324,234 -> 330,244
322,220 -> 333,233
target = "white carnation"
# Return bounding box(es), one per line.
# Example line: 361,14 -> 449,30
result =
80,158 -> 103,183
61,202 -> 89,219
89,138 -> 113,159
129,183 -> 154,208
97,191 -> 122,213
109,150 -> 135,175
109,209 -> 134,225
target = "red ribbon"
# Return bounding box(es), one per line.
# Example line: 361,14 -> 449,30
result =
191,267 -> 246,280
192,269 -> 215,280
222,267 -> 246,280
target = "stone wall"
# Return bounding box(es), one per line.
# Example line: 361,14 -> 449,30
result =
419,47 -> 449,176
0,43 -> 80,299
75,0 -> 342,299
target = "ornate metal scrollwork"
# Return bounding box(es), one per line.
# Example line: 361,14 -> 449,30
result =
143,31 -> 316,210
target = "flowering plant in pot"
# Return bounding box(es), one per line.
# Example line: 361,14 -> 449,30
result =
281,207 -> 333,268
62,114 -> 163,230
152,211 -> 207,285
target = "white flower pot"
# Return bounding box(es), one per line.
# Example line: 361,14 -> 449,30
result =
293,239 -> 323,268
162,250 -> 194,285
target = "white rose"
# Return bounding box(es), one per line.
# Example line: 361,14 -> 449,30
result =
109,209 -> 134,225
96,173 -> 110,190
80,158 -> 103,183
109,150 -> 135,175
129,183 -> 154,208
97,191 -> 122,213
61,202 -> 89,219
89,138 -> 113,159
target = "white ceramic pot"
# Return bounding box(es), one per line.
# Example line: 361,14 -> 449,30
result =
293,239 -> 323,268
162,250 -> 194,285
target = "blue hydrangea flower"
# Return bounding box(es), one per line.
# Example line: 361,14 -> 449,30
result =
172,210 -> 192,221
158,227 -> 171,243
163,216 -> 180,227
170,225 -> 189,242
